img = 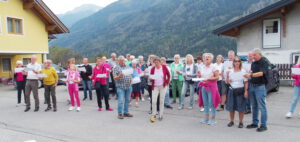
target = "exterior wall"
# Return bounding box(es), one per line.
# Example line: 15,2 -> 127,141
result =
237,3 -> 300,64
0,54 -> 43,78
0,0 -> 48,78
0,0 -> 49,53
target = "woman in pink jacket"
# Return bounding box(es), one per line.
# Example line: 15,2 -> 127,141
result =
286,58 -> 300,118
92,57 -> 113,111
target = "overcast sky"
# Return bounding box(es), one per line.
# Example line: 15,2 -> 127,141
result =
43,0 -> 118,14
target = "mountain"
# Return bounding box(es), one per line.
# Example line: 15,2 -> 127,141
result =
51,0 -> 280,58
57,4 -> 102,28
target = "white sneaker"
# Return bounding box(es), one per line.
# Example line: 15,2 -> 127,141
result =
286,112 -> 293,118
16,103 -> 21,107
68,106 -> 74,111
200,108 -> 205,112
141,97 -> 145,102
187,106 -> 193,110
76,107 -> 81,112
178,106 -> 183,110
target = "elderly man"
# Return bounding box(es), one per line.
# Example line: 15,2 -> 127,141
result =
80,58 -> 93,101
41,60 -> 58,112
243,52 -> 254,114
217,50 -> 235,111
244,48 -> 268,132
24,55 -> 42,112
113,56 -> 134,119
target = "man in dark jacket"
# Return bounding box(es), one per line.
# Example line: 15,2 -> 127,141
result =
80,58 -> 93,100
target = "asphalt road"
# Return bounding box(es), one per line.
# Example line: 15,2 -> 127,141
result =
0,85 -> 299,142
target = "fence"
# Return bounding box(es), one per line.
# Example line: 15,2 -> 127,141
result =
275,64 -> 293,80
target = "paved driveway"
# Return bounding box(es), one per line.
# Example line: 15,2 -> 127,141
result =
0,85 -> 299,142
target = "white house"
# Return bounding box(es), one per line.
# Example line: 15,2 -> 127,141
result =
214,0 -> 300,64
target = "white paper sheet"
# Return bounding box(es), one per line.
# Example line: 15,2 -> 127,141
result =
96,74 -> 107,78
14,68 -> 24,73
78,67 -> 86,72
122,69 -> 133,76
149,74 -> 162,80
37,74 -> 48,78
192,78 -> 206,82
60,78 -> 67,82
292,68 -> 300,75
132,77 -> 141,84
24,67 -> 33,72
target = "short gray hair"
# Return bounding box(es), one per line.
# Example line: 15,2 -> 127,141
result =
203,53 -> 214,60
252,48 -> 262,55
174,54 -> 180,59
118,56 -> 125,60
138,56 -> 144,59
45,59 -> 52,64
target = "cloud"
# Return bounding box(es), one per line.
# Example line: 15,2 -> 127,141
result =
43,0 -> 118,14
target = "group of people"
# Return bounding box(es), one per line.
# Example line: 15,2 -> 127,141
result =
14,48 -> 300,133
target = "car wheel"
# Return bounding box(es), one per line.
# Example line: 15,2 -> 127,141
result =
272,74 -> 280,92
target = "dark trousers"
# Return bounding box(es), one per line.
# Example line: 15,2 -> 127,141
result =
44,84 -> 57,109
148,85 -> 159,112
95,82 -> 110,109
25,80 -> 39,109
16,81 -> 26,104
110,72 -> 117,95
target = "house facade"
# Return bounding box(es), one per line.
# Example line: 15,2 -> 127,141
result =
214,0 -> 300,64
0,0 -> 68,78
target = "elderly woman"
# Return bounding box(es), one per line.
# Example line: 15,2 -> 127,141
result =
149,57 -> 170,123
226,57 -> 248,128
170,54 -> 184,104
179,54 -> 198,110
214,55 -> 225,111
286,58 -> 300,118
198,53 -> 220,125
137,55 -> 148,101
131,60 -> 142,107
145,55 -> 159,114
14,61 -> 27,106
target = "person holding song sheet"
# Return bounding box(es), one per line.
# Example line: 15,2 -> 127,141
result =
24,55 -> 42,112
130,60 -> 142,107
149,57 -> 170,123
170,54 -> 184,104
41,60 -> 58,112
14,61 -> 27,107
92,57 -> 113,112
179,54 -> 198,110
286,58 -> 300,118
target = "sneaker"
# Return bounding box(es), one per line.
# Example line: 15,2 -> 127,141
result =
44,107 -> 51,112
83,97 -> 87,101
76,107 -> 81,112
246,124 -> 258,129
178,106 -> 183,110
118,114 -> 124,119
217,107 -> 224,111
141,97 -> 145,102
53,108 -> 57,112
98,108 -> 102,111
227,121 -> 234,127
286,112 -> 293,118
200,118 -> 209,124
106,108 -> 114,111
256,126 -> 268,132
68,106 -> 74,111
150,117 -> 156,123
16,103 -> 21,107
158,116 -> 163,121
244,109 -> 252,114
171,101 -> 176,104
208,119 -> 217,125
24,107 -> 30,112
165,105 -> 173,109
200,108 -> 205,112
238,123 -> 244,128
34,107 -> 39,112
187,106 -> 193,110
135,102 -> 139,108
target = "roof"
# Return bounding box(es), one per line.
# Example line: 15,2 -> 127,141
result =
22,0 -> 69,34
213,0 -> 299,37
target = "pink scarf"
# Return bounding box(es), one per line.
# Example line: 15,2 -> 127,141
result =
198,81 -> 221,109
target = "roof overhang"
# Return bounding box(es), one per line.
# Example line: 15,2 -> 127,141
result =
22,0 -> 69,35
213,0 -> 300,37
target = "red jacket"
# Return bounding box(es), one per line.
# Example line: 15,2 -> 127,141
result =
150,65 -> 170,90
92,65 -> 108,85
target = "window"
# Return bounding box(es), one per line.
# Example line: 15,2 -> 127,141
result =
22,58 -> 31,66
293,53 -> 300,64
263,18 -> 281,48
2,58 -> 12,72
7,17 -> 23,34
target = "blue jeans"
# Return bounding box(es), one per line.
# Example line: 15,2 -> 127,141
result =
201,87 -> 216,116
289,86 -> 300,113
117,87 -> 132,114
180,81 -> 195,107
249,84 -> 268,127
82,80 -> 92,98
164,86 -> 170,105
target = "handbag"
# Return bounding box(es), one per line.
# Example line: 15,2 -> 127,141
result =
231,86 -> 244,96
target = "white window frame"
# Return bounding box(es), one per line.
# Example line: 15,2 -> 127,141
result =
292,53 -> 300,64
6,16 -> 25,36
262,18 -> 281,49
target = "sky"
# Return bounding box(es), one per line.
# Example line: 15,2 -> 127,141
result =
43,0 -> 118,14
